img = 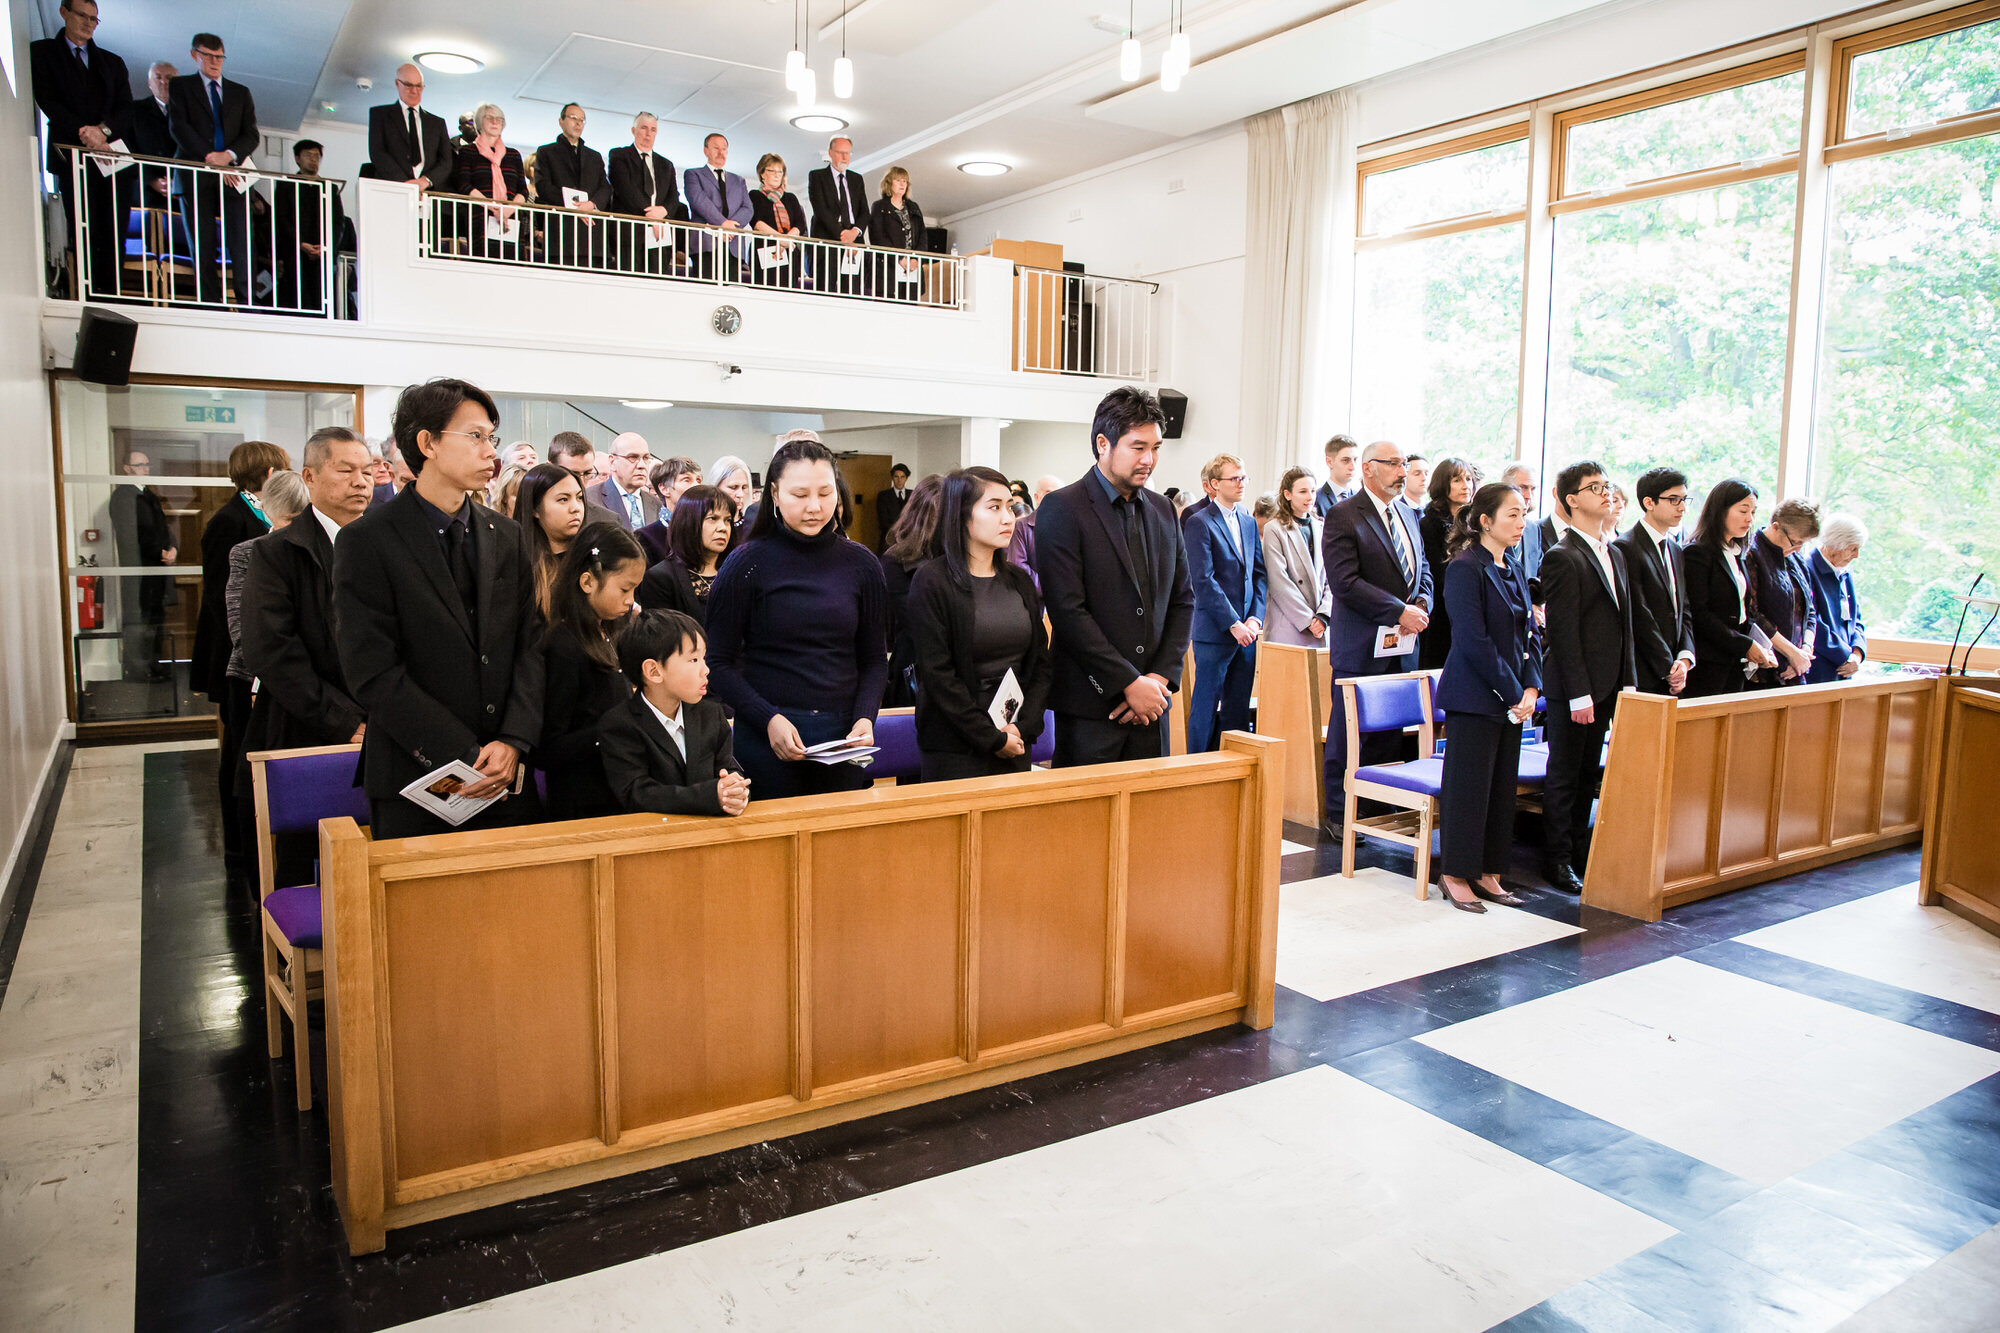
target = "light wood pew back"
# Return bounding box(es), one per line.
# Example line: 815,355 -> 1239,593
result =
1255,643 -> 1331,826
1919,678 -> 2000,936
1585,675 -> 1939,921
319,733 -> 1284,1253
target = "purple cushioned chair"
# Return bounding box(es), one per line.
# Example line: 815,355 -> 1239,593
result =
871,708 -> 922,783
248,742 -> 367,1112
1336,669 -> 1443,896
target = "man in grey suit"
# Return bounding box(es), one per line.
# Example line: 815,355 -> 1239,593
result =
590,433 -> 660,530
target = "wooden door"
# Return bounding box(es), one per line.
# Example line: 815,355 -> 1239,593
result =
841,453 -> 895,550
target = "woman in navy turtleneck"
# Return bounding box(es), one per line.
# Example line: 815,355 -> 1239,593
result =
703,437 -> 889,798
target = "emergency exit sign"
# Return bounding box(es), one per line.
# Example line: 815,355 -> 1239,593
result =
185,406 -> 236,423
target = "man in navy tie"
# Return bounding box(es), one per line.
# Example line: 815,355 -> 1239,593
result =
167,32 -> 259,305
1185,454 -> 1266,751
29,0 -> 134,298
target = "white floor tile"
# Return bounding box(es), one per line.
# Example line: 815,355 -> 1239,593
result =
1737,886 -> 2000,1016
395,1066 -> 1673,1332
1837,1221 -> 2000,1332
1277,867 -> 1580,1002
1418,957 -> 2000,1187
1281,839 -> 1313,856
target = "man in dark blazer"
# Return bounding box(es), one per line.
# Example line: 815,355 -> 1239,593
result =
1185,455 -> 1266,752
1312,435 -> 1361,519
535,103 -> 612,269
168,33 -> 260,304
273,140 -> 344,311
1037,387 -> 1194,766
366,63 -> 450,188
684,132 -> 753,278
1614,466 -> 1695,697
1320,442 -> 1432,825
874,464 -> 911,548
109,449 -> 175,680
334,379 -> 544,839
129,61 -> 179,208
608,113 -> 685,275
1539,460 -> 1636,893
1500,462 -> 1546,580
590,433 -> 661,530
809,135 -> 869,294
31,0 -> 134,298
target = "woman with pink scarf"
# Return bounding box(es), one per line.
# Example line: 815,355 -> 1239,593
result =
452,102 -> 529,259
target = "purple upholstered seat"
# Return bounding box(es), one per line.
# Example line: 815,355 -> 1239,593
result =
1353,676 -> 1429,735
262,885 -> 322,948
872,712 -> 922,782
1029,710 -> 1056,766
1517,743 -> 1549,787
264,750 -> 370,835
1355,756 -> 1444,796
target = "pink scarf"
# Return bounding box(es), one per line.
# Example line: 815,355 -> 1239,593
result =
474,132 -> 512,226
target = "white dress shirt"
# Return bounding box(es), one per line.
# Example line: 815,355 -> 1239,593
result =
1565,526 -> 1618,713
1638,521 -> 1695,667
643,694 -> 685,761
311,505 -> 344,547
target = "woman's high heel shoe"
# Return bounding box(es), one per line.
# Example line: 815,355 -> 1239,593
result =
1440,877 -> 1487,914
1470,877 -> 1527,907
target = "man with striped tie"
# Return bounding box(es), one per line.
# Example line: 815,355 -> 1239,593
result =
1320,440 -> 1433,830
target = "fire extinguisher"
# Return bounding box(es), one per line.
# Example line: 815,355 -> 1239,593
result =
79,575 -> 100,629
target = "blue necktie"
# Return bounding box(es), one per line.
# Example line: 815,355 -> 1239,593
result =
626,492 -> 641,527
208,80 -> 225,152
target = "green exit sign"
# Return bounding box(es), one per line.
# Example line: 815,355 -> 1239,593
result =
185,406 -> 237,423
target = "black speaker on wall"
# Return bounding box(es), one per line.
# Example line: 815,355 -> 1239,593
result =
1158,388 -> 1188,439
74,306 -> 138,386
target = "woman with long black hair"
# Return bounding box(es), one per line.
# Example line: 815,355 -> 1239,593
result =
704,438 -> 888,798
1418,457 -> 1478,671
1683,478 -> 1781,697
516,462 -> 587,612
535,522 -> 645,819
906,467 -> 1052,782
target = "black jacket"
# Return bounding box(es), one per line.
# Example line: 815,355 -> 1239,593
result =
1417,505 -> 1454,671
332,487 -> 544,800
240,512 -> 366,752
606,145 -> 684,219
167,73 -> 259,167
881,553 -> 919,707
867,196 -> 927,251
536,631 -> 631,820
635,556 -> 707,621
1035,470 -> 1194,718
29,37 -> 133,176
366,101 -> 451,183
1683,541 -> 1755,697
1746,529 -> 1819,688
109,484 -> 172,566
596,692 -> 739,816
750,189 -> 805,235
533,136 -> 613,211
192,491 -> 267,698
1613,525 -> 1695,695
806,166 -> 868,241
876,487 -> 910,543
1539,530 -> 1635,709
907,559 -> 1050,759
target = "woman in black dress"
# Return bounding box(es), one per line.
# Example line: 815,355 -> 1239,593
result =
868,167 -> 928,295
749,153 -> 808,289
1682,478 -> 1781,697
637,484 -> 737,621
535,523 -> 645,820
453,102 -> 530,261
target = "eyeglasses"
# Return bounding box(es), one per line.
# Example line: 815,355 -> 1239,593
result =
615,452 -> 654,464
1217,474 -> 1246,485
395,78 -> 424,89
439,428 -> 502,448
1656,493 -> 1690,507
1577,481 -> 1613,496
565,468 -> 592,487
1366,457 -> 1408,470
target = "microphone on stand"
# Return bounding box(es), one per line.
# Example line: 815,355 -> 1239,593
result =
1962,601 -> 1999,677
1946,572 -> 1985,676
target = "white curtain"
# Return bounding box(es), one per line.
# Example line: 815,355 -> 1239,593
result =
1237,89 -> 1356,489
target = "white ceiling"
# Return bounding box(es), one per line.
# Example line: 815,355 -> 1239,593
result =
83,0 -> 1624,225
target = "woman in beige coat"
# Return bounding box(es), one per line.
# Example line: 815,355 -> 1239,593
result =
1261,466 -> 1331,647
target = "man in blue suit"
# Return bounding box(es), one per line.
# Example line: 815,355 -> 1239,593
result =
1806,516 -> 1868,683
1186,454 -> 1266,752
684,132 -> 754,279
1321,441 -> 1433,827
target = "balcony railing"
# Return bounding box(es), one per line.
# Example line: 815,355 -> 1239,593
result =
1013,266 -> 1159,379
67,148 -> 343,317
418,191 -> 964,310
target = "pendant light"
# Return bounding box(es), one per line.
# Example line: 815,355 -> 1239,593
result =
834,1 -> 854,98
784,0 -> 805,90
1119,0 -> 1141,81
796,63 -> 817,108
1161,0 -> 1191,91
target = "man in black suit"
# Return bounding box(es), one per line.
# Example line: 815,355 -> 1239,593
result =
334,380 -> 544,839
1614,466 -> 1696,697
366,63 -> 450,189
273,139 -> 344,312
1312,434 -> 1360,519
607,112 -> 685,275
1037,387 -> 1195,766
874,464 -> 911,549
31,0 -> 134,298
108,449 -> 176,680
808,135 -> 869,294
1539,459 -> 1636,893
167,32 -> 259,305
535,103 -> 612,269
129,61 -> 178,209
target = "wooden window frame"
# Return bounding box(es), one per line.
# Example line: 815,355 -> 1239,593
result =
1827,0 -> 2000,160
1355,123 -> 1529,244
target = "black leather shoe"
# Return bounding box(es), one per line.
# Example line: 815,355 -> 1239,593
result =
1471,880 -> 1528,906
1546,864 -> 1583,895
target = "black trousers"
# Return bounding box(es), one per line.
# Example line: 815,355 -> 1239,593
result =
920,750 -> 1031,783
54,149 -> 123,297
1542,694 -> 1614,870
1439,711 -> 1523,880
217,677 -> 255,881
1052,712 -> 1167,767
180,173 -> 251,303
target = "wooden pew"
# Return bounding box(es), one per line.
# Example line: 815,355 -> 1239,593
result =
1585,675 -> 1939,921
1254,642 -> 1331,826
319,733 -> 1284,1254
1919,677 -> 2000,937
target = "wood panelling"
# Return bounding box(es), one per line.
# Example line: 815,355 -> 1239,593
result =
1777,701 -> 1835,855
614,840 -> 794,1130
1665,716 -> 1719,885
385,861 -> 600,1179
1928,687 -> 2000,933
1833,695 -> 1881,841
1717,710 -> 1780,871
1124,782 -> 1243,1017
1884,688 -> 1928,827
809,818 -> 965,1089
1256,644 -> 1331,827
977,799 -> 1112,1052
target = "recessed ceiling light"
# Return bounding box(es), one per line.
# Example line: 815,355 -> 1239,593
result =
415,51 -> 483,75
957,160 -> 1010,177
791,113 -> 849,133
620,400 -> 673,410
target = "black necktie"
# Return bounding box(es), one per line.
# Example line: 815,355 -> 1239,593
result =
715,168 -> 726,197
407,106 -> 421,167
643,154 -> 656,199
444,518 -> 478,628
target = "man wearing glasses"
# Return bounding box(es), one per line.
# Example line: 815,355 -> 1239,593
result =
167,31 -> 259,305
1185,454 -> 1266,752
367,63 -> 449,190
1320,441 -> 1432,828
591,433 -> 661,531
30,0 -> 134,298
1615,466 -> 1696,698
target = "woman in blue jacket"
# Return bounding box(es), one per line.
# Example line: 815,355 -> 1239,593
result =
1435,483 -> 1543,914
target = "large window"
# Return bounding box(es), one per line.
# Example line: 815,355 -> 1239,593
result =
1560,63 -> 1805,196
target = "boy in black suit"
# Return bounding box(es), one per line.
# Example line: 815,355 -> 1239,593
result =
599,610 -> 749,817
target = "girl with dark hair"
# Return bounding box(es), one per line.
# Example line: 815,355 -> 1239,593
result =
517,462 -> 587,612
879,473 -> 947,707
1683,478 -> 1780,697
1434,482 -> 1541,913
706,438 -> 889,798
907,467 -> 1052,781
637,485 -> 738,621
535,522 -> 645,820
1419,457 -> 1478,671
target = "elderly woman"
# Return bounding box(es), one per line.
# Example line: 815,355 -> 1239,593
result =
1807,514 -> 1868,683
453,102 -> 529,258
869,166 -> 927,293
225,470 -> 310,692
1746,497 -> 1821,688
750,152 -> 807,289
710,454 -> 755,527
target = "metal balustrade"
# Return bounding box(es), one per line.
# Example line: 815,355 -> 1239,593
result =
1013,265 -> 1160,379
